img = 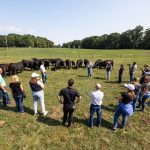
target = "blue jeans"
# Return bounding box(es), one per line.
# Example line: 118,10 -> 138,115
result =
106,71 -> 111,80
132,94 -> 139,111
13,94 -> 24,112
88,68 -> 92,77
113,106 -> 127,128
130,73 -> 134,82
0,89 -> 11,106
89,104 -> 101,127
141,92 -> 150,110
42,73 -> 47,84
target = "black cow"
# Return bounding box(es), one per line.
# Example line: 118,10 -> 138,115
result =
93,59 -> 103,69
66,59 -> 72,69
0,64 -> 9,77
84,59 -> 90,68
101,60 -> 114,69
9,62 -> 24,75
76,59 -> 83,69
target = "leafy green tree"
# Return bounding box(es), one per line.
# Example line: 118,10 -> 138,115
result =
143,28 -> 150,49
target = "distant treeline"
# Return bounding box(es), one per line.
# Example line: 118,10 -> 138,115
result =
62,25 -> 150,49
0,34 -> 54,48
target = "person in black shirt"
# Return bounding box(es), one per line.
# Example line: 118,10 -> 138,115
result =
57,79 -> 81,127
9,75 -> 24,112
118,64 -> 124,83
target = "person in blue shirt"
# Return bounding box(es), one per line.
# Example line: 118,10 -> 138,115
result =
111,84 -> 135,132
0,68 -> 11,107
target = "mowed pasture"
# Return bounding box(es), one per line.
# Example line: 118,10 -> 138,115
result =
0,48 -> 150,150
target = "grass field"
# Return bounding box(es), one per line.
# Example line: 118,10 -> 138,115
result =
0,48 -> 150,150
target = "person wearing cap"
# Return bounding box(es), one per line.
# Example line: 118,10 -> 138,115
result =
40,62 -> 47,84
87,61 -> 93,77
57,79 -> 81,127
89,83 -> 104,128
9,75 -> 25,113
29,72 -> 48,116
0,68 -> 11,107
106,61 -> 112,80
111,84 -> 135,131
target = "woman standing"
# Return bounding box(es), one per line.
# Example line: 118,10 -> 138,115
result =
111,84 -> 135,131
29,72 -> 48,116
9,75 -> 24,113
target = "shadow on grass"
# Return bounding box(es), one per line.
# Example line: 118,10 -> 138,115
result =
73,116 -> 112,130
0,102 -> 17,112
94,77 -> 105,80
0,102 -> 34,115
77,75 -> 88,78
102,104 -> 117,112
36,115 -> 62,126
23,106 -> 34,115
73,116 -> 88,126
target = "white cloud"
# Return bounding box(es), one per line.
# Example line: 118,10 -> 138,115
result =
0,25 -> 35,34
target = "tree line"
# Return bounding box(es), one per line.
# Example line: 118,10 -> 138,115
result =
62,25 -> 150,49
0,34 -> 54,48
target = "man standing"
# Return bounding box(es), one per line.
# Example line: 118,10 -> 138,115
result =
40,62 -> 47,84
87,61 -> 93,77
57,79 -> 81,127
0,68 -> 11,107
89,83 -> 104,128
129,62 -> 137,83
106,61 -> 112,80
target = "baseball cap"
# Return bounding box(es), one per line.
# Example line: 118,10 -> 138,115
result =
31,72 -> 39,78
124,84 -> 135,91
96,83 -> 101,89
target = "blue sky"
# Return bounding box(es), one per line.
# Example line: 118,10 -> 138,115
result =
0,0 -> 149,45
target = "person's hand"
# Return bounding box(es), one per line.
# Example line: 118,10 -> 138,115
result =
3,89 -> 7,93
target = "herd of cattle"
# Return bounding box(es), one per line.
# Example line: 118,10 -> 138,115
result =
0,58 -> 114,77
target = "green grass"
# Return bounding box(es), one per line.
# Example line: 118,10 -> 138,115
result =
0,48 -> 150,150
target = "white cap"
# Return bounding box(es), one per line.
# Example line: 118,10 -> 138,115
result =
96,83 -> 101,89
124,84 -> 135,91
31,72 -> 39,78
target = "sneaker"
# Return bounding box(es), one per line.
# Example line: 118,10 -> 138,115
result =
110,126 -> 116,132
43,111 -> 48,116
34,113 -> 37,116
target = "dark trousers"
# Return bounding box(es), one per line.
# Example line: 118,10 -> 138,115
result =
41,73 -> 47,84
63,108 -> 74,126
118,73 -> 122,83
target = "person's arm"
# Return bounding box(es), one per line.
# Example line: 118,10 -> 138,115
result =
57,95 -> 63,104
20,84 -> 24,92
75,96 -> 82,103
37,79 -> 44,89
0,83 -> 7,93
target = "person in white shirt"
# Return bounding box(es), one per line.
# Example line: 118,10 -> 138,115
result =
40,62 -> 47,84
89,83 -> 104,128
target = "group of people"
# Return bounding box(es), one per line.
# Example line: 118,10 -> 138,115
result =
86,61 -> 113,80
0,61 -> 150,131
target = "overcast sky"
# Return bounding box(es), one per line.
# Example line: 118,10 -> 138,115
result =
0,0 -> 149,45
